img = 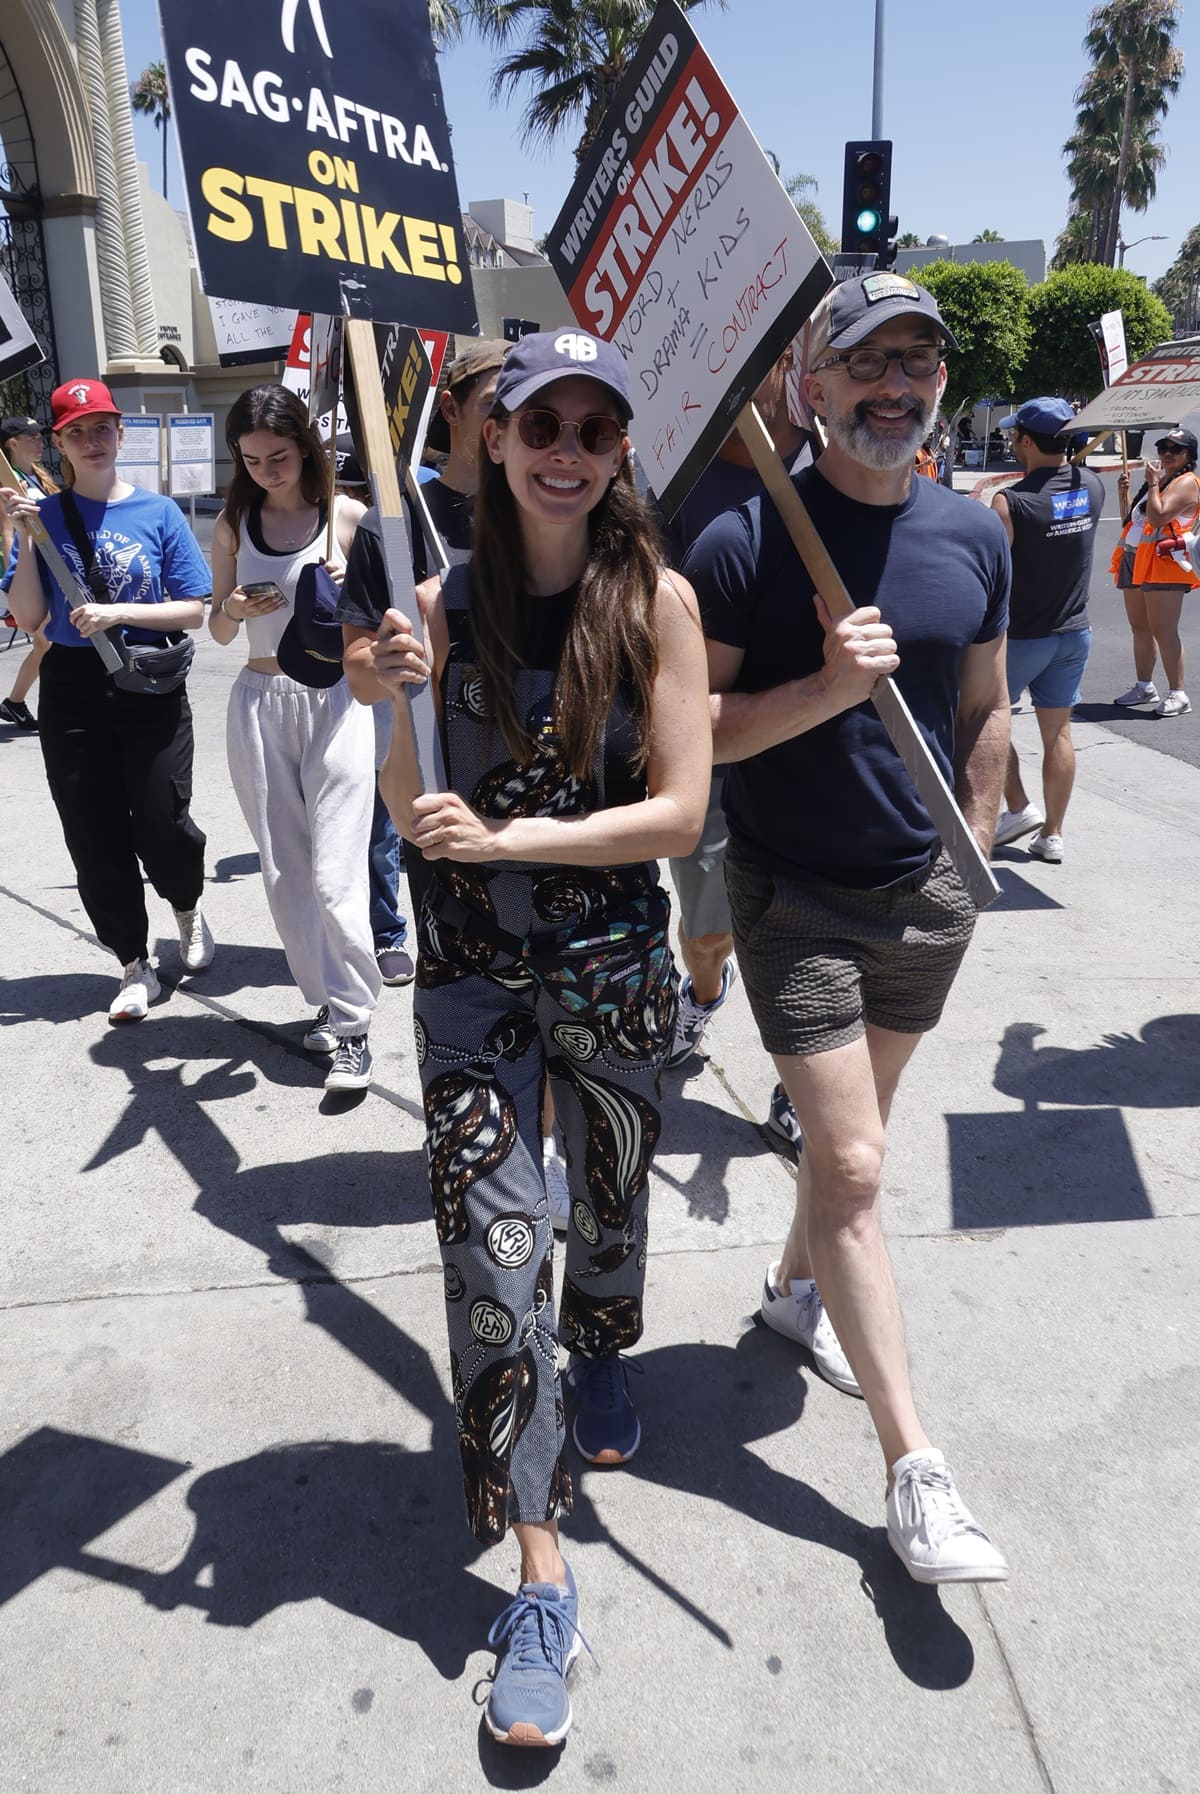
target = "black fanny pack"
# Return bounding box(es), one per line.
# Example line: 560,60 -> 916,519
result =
426,880 -> 673,1018
60,489 -> 195,696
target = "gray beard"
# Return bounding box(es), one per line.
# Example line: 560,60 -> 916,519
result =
826,392 -> 934,472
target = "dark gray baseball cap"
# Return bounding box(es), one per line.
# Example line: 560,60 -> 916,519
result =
808,273 -> 958,365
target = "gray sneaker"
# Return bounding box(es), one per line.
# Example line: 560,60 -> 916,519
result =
1114,681 -> 1159,707
302,1006 -> 337,1053
325,1034 -> 373,1091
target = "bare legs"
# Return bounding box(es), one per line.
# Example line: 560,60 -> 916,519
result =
6,625 -> 47,704
1004,705 -> 1075,837
513,1518 -> 568,1586
1124,587 -> 1186,692
678,925 -> 733,1006
773,1025 -> 929,1473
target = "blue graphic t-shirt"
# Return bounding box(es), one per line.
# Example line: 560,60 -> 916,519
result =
26,487 -> 211,646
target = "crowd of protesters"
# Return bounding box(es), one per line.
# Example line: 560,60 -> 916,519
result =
4,274 -> 1185,1751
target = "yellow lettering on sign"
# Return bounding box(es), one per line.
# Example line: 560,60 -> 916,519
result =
201,167 -> 253,242
244,176 -> 296,249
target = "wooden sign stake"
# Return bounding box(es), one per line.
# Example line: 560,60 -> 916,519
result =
0,446 -> 124,673
734,403 -> 1000,910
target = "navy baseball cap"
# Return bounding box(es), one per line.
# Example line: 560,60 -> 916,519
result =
1156,427 -> 1198,455
999,397 -> 1076,435
1,415 -> 45,439
807,273 -> 959,364
492,329 -> 633,423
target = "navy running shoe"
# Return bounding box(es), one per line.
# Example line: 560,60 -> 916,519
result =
765,1082 -> 803,1152
567,1353 -> 642,1464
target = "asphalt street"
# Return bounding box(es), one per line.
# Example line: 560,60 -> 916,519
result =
0,479 -> 1196,1793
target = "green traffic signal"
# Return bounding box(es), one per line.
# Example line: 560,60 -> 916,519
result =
856,207 -> 881,235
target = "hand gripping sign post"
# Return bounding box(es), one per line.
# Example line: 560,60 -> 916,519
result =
160,0 -> 480,790
547,0 -> 999,909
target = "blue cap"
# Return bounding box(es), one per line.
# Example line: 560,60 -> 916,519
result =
999,397 -> 1076,436
491,329 -> 632,423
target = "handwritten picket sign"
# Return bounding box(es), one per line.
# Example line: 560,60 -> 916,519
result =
208,297 -> 297,366
1073,337 -> 1200,433
547,0 -> 830,517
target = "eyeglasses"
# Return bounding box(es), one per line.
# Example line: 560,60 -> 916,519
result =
515,409 -> 623,455
1158,443 -> 1186,453
815,344 -> 946,382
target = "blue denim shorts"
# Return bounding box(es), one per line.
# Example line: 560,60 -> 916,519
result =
1006,629 -> 1092,710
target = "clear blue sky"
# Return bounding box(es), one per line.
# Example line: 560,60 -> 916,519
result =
122,0 -> 1200,289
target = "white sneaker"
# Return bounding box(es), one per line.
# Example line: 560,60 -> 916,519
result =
108,958 -> 161,1024
543,1133 -> 570,1232
759,1262 -> 862,1397
174,905 -> 214,972
887,1448 -> 1010,1584
1155,689 -> 1191,718
993,803 -> 1044,848
667,957 -> 737,1067
1027,832 -> 1063,863
1114,681 -> 1159,707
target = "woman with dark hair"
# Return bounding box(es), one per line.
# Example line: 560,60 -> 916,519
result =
210,384 -> 379,1089
1,414 -> 60,729
1112,427 -> 1198,717
0,380 -> 213,1020
373,332 -> 709,1746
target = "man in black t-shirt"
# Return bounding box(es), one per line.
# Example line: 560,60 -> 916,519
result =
991,397 -> 1104,864
685,273 -> 1011,1585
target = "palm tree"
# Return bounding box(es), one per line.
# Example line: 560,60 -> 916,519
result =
1082,0 -> 1184,266
971,229 -> 1003,243
896,231 -> 922,248
471,0 -> 725,164
771,165 -> 836,260
130,62 -> 171,201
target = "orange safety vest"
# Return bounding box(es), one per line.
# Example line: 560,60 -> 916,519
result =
1110,475 -> 1200,589
914,446 -> 939,481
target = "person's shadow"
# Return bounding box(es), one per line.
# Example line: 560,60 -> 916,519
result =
994,1016 -> 1200,1110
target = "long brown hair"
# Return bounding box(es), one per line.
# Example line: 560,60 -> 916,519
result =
470,412 -> 663,780
1,430 -> 60,498
222,385 -> 327,551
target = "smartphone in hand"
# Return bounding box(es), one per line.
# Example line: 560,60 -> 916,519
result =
242,580 -> 288,604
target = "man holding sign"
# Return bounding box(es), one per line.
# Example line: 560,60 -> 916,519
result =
686,273 -> 1011,1583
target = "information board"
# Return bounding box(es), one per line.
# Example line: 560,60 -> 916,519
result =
168,414 -> 216,496
116,416 -> 163,493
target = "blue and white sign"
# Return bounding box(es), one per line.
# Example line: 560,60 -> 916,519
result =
168,414 -> 216,497
116,416 -> 163,494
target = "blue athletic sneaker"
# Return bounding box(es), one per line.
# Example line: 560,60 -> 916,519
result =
567,1353 -> 642,1464
765,1082 -> 803,1153
486,1562 -> 584,1747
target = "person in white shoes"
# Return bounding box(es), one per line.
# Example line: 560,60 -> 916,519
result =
990,398 -> 1105,867
1110,428 -> 1197,721
210,385 -> 379,1093
685,276 -> 1011,1584
0,379 -> 215,1024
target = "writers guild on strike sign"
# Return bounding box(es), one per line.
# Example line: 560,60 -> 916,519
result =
158,0 -> 478,331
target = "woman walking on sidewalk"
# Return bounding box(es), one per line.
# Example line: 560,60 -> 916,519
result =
0,380 -> 214,1021
374,331 -> 709,1747
209,385 -> 380,1092
1111,427 -> 1198,718
0,414 -> 58,730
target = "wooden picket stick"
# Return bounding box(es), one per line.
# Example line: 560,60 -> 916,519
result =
340,302 -> 445,792
325,402 -> 338,561
0,445 -> 124,672
734,403 -> 1001,911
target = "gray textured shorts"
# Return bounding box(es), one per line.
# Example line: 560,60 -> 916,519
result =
725,848 -> 976,1057
669,769 -> 731,939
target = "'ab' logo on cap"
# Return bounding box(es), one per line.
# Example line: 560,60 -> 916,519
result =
554,332 -> 598,363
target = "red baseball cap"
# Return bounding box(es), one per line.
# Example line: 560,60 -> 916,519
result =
50,379 -> 122,431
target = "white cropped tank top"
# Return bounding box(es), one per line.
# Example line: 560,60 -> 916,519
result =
235,495 -> 353,659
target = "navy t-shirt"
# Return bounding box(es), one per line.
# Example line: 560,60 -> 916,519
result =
1002,463 -> 1104,638
686,464 -> 1010,888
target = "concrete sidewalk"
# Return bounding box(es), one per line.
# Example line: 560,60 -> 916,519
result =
1,634 -> 1197,1794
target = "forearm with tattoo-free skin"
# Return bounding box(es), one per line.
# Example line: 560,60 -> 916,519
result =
954,635 -> 1011,852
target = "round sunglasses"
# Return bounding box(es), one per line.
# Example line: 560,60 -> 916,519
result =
514,409 -> 623,455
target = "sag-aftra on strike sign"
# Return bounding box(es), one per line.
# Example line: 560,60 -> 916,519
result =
158,0 -> 478,330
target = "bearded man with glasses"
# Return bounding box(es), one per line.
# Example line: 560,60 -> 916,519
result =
684,274 -> 1012,1583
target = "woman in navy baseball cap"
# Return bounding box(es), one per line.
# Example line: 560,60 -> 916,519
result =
371,330 -> 710,1747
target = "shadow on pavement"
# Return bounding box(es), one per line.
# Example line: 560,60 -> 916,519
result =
570,1330 -> 975,1692
656,1078 -> 781,1223
0,971 -> 117,1026
150,938 -> 295,999
211,851 -> 261,883
986,863 -> 1065,911
994,1016 -> 1200,1108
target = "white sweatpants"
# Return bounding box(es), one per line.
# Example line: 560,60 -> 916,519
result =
228,669 -> 381,1035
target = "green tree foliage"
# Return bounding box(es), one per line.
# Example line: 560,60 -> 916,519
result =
971,229 -> 1003,243
1057,2 -> 1183,268
1153,224 -> 1200,333
782,171 -> 836,261
129,62 -> 171,199
1018,265 -> 1173,399
896,231 -> 922,248
470,0 -> 724,163
916,261 -> 1031,418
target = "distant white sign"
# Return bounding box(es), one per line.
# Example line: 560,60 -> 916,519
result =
168,413 -> 215,496
1073,337 -> 1200,433
117,416 -> 162,493
209,297 -> 296,367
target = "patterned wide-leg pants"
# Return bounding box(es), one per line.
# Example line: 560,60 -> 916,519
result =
414,949 -> 674,1545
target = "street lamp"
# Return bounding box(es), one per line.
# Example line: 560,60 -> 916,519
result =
1118,234 -> 1167,267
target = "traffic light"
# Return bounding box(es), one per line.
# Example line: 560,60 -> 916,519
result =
880,214 -> 901,269
840,141 -> 893,262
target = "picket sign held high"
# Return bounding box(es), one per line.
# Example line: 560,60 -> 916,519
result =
734,404 -> 1001,912
339,288 -> 445,794
0,445 -> 124,675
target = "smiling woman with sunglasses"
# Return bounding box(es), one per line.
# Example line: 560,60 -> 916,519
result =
372,330 -> 709,1748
